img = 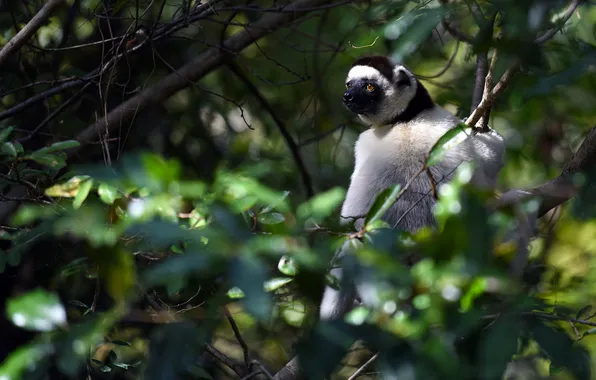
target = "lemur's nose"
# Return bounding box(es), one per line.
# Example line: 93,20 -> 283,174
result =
343,92 -> 353,102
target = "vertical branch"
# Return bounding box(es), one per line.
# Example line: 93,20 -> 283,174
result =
228,62 -> 315,199
471,54 -> 488,113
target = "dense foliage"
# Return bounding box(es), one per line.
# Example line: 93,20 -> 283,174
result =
1,0 -> 596,379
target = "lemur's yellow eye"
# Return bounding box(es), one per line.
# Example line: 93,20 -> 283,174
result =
346,82 -> 352,89
366,84 -> 375,92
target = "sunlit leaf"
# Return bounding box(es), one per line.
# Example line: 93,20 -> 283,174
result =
460,277 -> 487,312
73,178 -> 93,209
365,184 -> 402,226
226,286 -> 245,299
46,176 -> 91,198
0,342 -> 53,379
258,212 -> 286,225
6,289 -> 67,331
97,182 -> 119,204
278,255 -> 298,276
264,277 -> 293,292
426,123 -> 471,167
297,187 -> 345,223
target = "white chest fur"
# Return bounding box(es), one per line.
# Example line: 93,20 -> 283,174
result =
341,106 -> 504,232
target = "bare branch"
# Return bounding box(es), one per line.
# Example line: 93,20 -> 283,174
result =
465,63 -> 520,128
347,353 -> 379,380
471,53 -> 488,113
228,62 -> 315,199
272,356 -> 302,380
0,0 -> 65,67
66,0 -> 341,160
534,0 -> 582,44
495,125 -> 596,217
224,307 -> 250,368
441,19 -> 474,43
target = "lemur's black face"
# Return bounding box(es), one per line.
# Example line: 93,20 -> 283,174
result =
342,78 -> 382,115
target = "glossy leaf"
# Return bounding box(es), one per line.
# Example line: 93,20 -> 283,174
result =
6,289 -> 67,332
0,126 -> 13,142
426,123 -> 471,167
296,187 -> 345,223
258,211 -> 286,225
34,140 -> 80,155
97,182 -> 119,204
73,178 -> 93,209
365,184 -> 402,226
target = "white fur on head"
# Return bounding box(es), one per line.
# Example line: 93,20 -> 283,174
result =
346,64 -> 418,126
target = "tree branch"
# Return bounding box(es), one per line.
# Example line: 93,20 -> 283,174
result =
534,0 -> 582,44
228,62 -> 315,199
465,63 -> 520,128
495,125 -> 596,217
66,0 -> 339,160
0,0 -> 65,67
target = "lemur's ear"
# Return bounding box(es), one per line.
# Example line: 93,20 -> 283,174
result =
394,67 -> 411,87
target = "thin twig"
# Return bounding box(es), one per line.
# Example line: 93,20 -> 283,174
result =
0,0 -> 65,67
224,307 -> 251,368
416,39 -> 460,80
228,61 -> 315,199
205,344 -> 246,377
534,0 -> 582,44
347,353 -> 379,380
67,0 -> 343,160
482,311 -> 596,328
465,63 -> 520,128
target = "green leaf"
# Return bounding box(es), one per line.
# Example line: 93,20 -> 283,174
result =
426,123 -> 471,167
258,212 -> 286,225
27,152 -> 67,170
278,255 -> 298,276
73,178 -> 93,209
226,286 -> 245,299
1,142 -> 18,157
385,7 -> 451,62
33,140 -> 80,155
97,182 -> 119,204
6,289 -> 67,331
460,277 -> 487,312
230,256 -> 272,321
365,184 -> 402,226
0,126 -> 14,142
531,321 -> 591,380
576,305 -> 592,319
264,277 -> 293,292
297,187 -> 345,223
0,342 -> 53,379
480,317 -> 520,379
46,175 -> 91,198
